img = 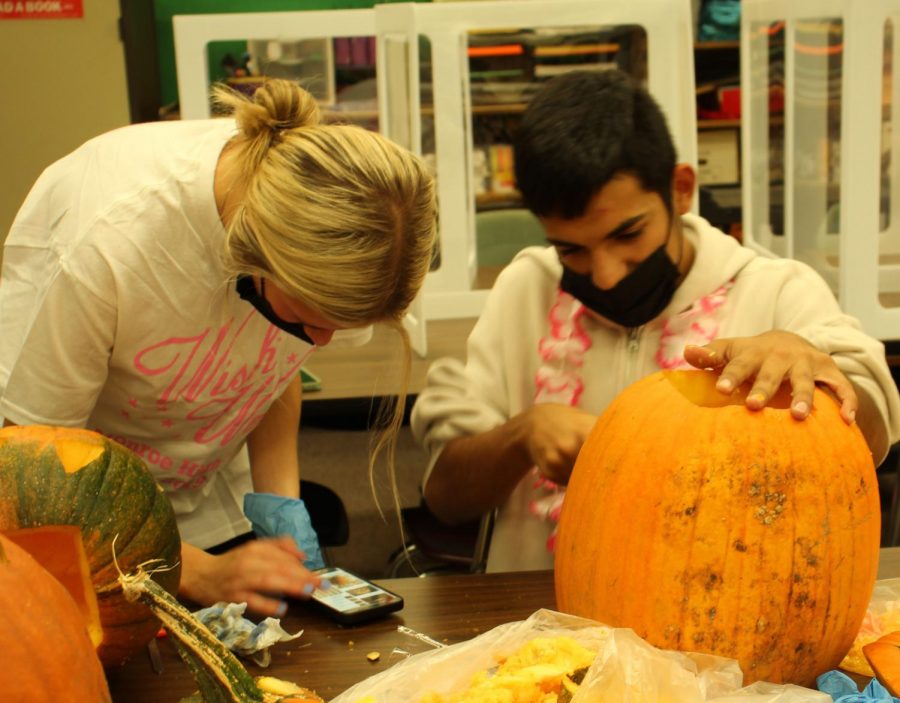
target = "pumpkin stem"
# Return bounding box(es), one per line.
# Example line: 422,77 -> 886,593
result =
110,533 -> 124,581
108,533 -> 179,589
118,563 -> 265,702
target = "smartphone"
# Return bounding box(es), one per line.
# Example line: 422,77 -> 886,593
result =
307,567 -> 404,625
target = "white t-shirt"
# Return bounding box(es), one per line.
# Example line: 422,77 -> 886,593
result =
0,119 -> 313,548
412,215 -> 900,572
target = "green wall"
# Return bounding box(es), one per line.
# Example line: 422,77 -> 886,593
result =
154,0 -> 426,107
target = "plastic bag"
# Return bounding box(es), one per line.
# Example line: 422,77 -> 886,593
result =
841,578 -> 900,677
331,609 -> 828,703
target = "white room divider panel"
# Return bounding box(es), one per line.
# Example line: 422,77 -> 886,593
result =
742,0 -> 900,340
371,0 -> 697,321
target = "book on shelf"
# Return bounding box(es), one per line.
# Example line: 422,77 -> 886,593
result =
534,62 -> 617,78
469,81 -> 540,105
532,39 -> 621,80
489,144 -> 516,194
533,43 -> 619,57
468,44 -> 525,58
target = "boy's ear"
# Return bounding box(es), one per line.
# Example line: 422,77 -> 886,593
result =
671,163 -> 696,215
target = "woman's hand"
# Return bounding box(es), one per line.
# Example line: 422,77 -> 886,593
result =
683,330 -> 858,423
523,403 -> 598,485
179,537 -> 322,617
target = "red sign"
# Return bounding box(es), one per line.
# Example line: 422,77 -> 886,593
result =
0,0 -> 83,19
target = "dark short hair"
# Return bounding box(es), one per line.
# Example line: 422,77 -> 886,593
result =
513,69 -> 677,219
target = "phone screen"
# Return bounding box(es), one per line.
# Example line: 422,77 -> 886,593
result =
312,567 -> 403,615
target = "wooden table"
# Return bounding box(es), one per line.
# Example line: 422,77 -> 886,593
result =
106,549 -> 900,702
106,570 -> 552,702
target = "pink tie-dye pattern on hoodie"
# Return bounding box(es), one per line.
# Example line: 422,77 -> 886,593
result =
655,281 -> 733,370
530,282 -> 733,553
528,291 -> 590,553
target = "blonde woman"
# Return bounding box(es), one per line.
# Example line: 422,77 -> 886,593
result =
0,79 -> 436,615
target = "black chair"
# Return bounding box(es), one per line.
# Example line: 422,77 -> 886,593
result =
880,446 -> 900,547
387,501 -> 495,577
301,479 -> 350,549
883,355 -> 900,545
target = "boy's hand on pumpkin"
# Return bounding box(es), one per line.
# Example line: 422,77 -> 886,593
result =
180,537 -> 321,617
683,330 -> 858,424
524,403 -> 598,484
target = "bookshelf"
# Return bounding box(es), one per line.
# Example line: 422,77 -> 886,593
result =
463,33 -> 742,213
457,24 -> 649,211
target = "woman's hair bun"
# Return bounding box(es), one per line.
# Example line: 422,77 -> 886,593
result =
251,78 -> 321,132
215,78 -> 321,140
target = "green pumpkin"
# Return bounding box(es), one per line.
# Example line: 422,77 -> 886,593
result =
0,425 -> 182,666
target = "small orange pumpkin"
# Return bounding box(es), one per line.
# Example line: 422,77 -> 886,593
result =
555,370 -> 880,686
0,532 -> 111,702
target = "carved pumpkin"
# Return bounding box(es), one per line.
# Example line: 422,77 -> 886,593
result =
555,370 -> 880,686
0,425 -> 182,666
0,532 -> 111,702
5,524 -> 104,648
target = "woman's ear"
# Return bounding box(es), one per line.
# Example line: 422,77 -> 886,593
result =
671,163 -> 697,215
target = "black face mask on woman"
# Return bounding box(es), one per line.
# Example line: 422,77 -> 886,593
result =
560,243 -> 681,329
236,276 -> 316,345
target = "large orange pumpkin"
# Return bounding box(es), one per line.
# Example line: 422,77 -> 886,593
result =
0,425 -> 182,666
0,532 -> 111,702
555,370 -> 880,686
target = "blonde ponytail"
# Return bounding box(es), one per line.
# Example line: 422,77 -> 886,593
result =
212,78 -> 437,539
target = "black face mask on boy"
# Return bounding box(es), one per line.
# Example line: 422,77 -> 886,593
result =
236,276 -> 316,345
559,239 -> 681,329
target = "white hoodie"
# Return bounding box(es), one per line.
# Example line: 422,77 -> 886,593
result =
411,214 -> 900,572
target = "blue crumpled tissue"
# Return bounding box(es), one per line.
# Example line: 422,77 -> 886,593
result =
193,601 -> 303,667
817,670 -> 900,702
243,492 -> 325,569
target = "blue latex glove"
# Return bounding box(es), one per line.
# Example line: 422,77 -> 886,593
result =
817,670 -> 900,702
243,492 -> 325,570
